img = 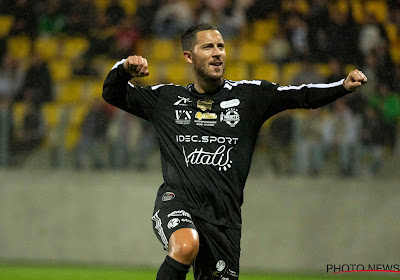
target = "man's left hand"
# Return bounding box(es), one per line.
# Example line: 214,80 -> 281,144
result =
343,69 -> 368,92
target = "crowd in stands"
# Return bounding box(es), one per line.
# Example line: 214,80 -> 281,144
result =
0,0 -> 399,177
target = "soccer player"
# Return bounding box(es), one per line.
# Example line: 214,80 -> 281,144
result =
102,23 -> 367,280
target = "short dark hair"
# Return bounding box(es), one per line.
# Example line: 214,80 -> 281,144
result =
181,23 -> 218,51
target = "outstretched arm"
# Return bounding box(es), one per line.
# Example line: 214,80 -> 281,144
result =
102,56 -> 158,121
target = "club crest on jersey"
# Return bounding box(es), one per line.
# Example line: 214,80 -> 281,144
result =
197,99 -> 213,111
174,96 -> 191,106
220,108 -> 240,127
175,110 -> 192,125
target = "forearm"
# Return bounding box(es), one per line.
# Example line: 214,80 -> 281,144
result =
102,60 -> 133,112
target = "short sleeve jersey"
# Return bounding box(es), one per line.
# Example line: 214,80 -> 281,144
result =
103,59 -> 351,228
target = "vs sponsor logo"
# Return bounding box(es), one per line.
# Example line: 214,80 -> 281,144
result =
175,110 -> 192,125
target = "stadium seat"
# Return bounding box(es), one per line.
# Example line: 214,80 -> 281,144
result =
12,102 -> 27,132
224,62 -> 250,81
120,0 -> 137,16
0,15 -> 14,37
65,128 -> 81,150
150,39 -> 177,62
56,79 -> 85,104
49,59 -> 72,82
165,62 -> 190,85
238,42 -> 264,64
391,44 -> 400,64
7,36 -> 31,60
61,37 -> 89,59
315,63 -> 331,78
34,37 -> 60,61
282,63 -> 301,85
252,19 -> 278,44
42,102 -> 64,129
86,80 -> 105,101
385,23 -> 398,44
366,0 -> 388,23
351,0 -> 364,23
253,63 -> 279,83
93,0 -> 109,12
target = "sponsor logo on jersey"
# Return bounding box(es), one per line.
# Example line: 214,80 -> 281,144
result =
162,192 -> 175,201
220,99 -> 240,109
175,110 -> 192,125
167,210 -> 192,219
167,218 -> 180,229
220,108 -> 240,127
195,112 -> 217,120
176,135 -> 238,145
197,99 -> 213,111
194,111 -> 217,126
174,96 -> 191,106
182,145 -> 233,172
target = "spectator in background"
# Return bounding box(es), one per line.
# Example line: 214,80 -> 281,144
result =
360,107 -> 384,176
266,29 -> 291,64
368,82 -> 400,154
75,98 -> 111,170
112,16 -> 141,59
106,0 -> 126,26
285,12 -> 309,60
267,110 -> 294,175
374,41 -> 395,89
63,0 -> 97,36
359,12 -> 388,57
10,101 -> 45,166
291,57 -> 323,85
296,108 -> 329,176
306,0 -> 329,62
135,0 -> 160,37
325,57 -> 346,83
326,7 -> 360,65
197,0 -> 252,40
330,98 -> 360,177
15,52 -> 53,105
360,53 -> 379,99
37,0 -> 65,37
9,0 -> 38,38
153,0 -> 194,38
246,0 -> 280,22
0,54 -> 25,102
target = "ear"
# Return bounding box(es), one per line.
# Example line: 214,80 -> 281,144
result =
183,51 -> 193,64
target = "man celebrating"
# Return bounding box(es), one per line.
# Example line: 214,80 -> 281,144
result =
103,23 -> 367,280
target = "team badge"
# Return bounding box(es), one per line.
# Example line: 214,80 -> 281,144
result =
220,108 -> 240,127
167,218 -> 180,229
197,99 -> 213,111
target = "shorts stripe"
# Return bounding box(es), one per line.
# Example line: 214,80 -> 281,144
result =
151,210 -> 169,250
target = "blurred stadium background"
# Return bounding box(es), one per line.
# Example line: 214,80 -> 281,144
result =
1,0 -> 400,279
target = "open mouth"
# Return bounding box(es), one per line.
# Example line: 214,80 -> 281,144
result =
210,61 -> 223,67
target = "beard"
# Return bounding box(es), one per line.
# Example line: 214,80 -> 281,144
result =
193,62 -> 225,83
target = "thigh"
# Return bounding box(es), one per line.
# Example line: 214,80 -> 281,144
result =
151,201 -> 197,251
193,220 -> 241,280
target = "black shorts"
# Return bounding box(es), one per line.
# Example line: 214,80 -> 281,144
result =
151,200 -> 241,279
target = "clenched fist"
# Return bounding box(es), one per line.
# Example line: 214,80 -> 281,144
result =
343,69 -> 367,92
123,55 -> 149,77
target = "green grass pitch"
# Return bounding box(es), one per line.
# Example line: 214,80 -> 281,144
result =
0,265 -> 395,280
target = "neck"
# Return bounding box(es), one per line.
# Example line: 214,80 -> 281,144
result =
193,76 -> 223,93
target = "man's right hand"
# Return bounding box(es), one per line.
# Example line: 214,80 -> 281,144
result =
123,55 -> 149,77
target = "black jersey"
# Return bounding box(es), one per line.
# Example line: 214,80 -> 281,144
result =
103,59 -> 352,229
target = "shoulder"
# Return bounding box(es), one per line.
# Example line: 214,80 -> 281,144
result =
224,79 -> 276,91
